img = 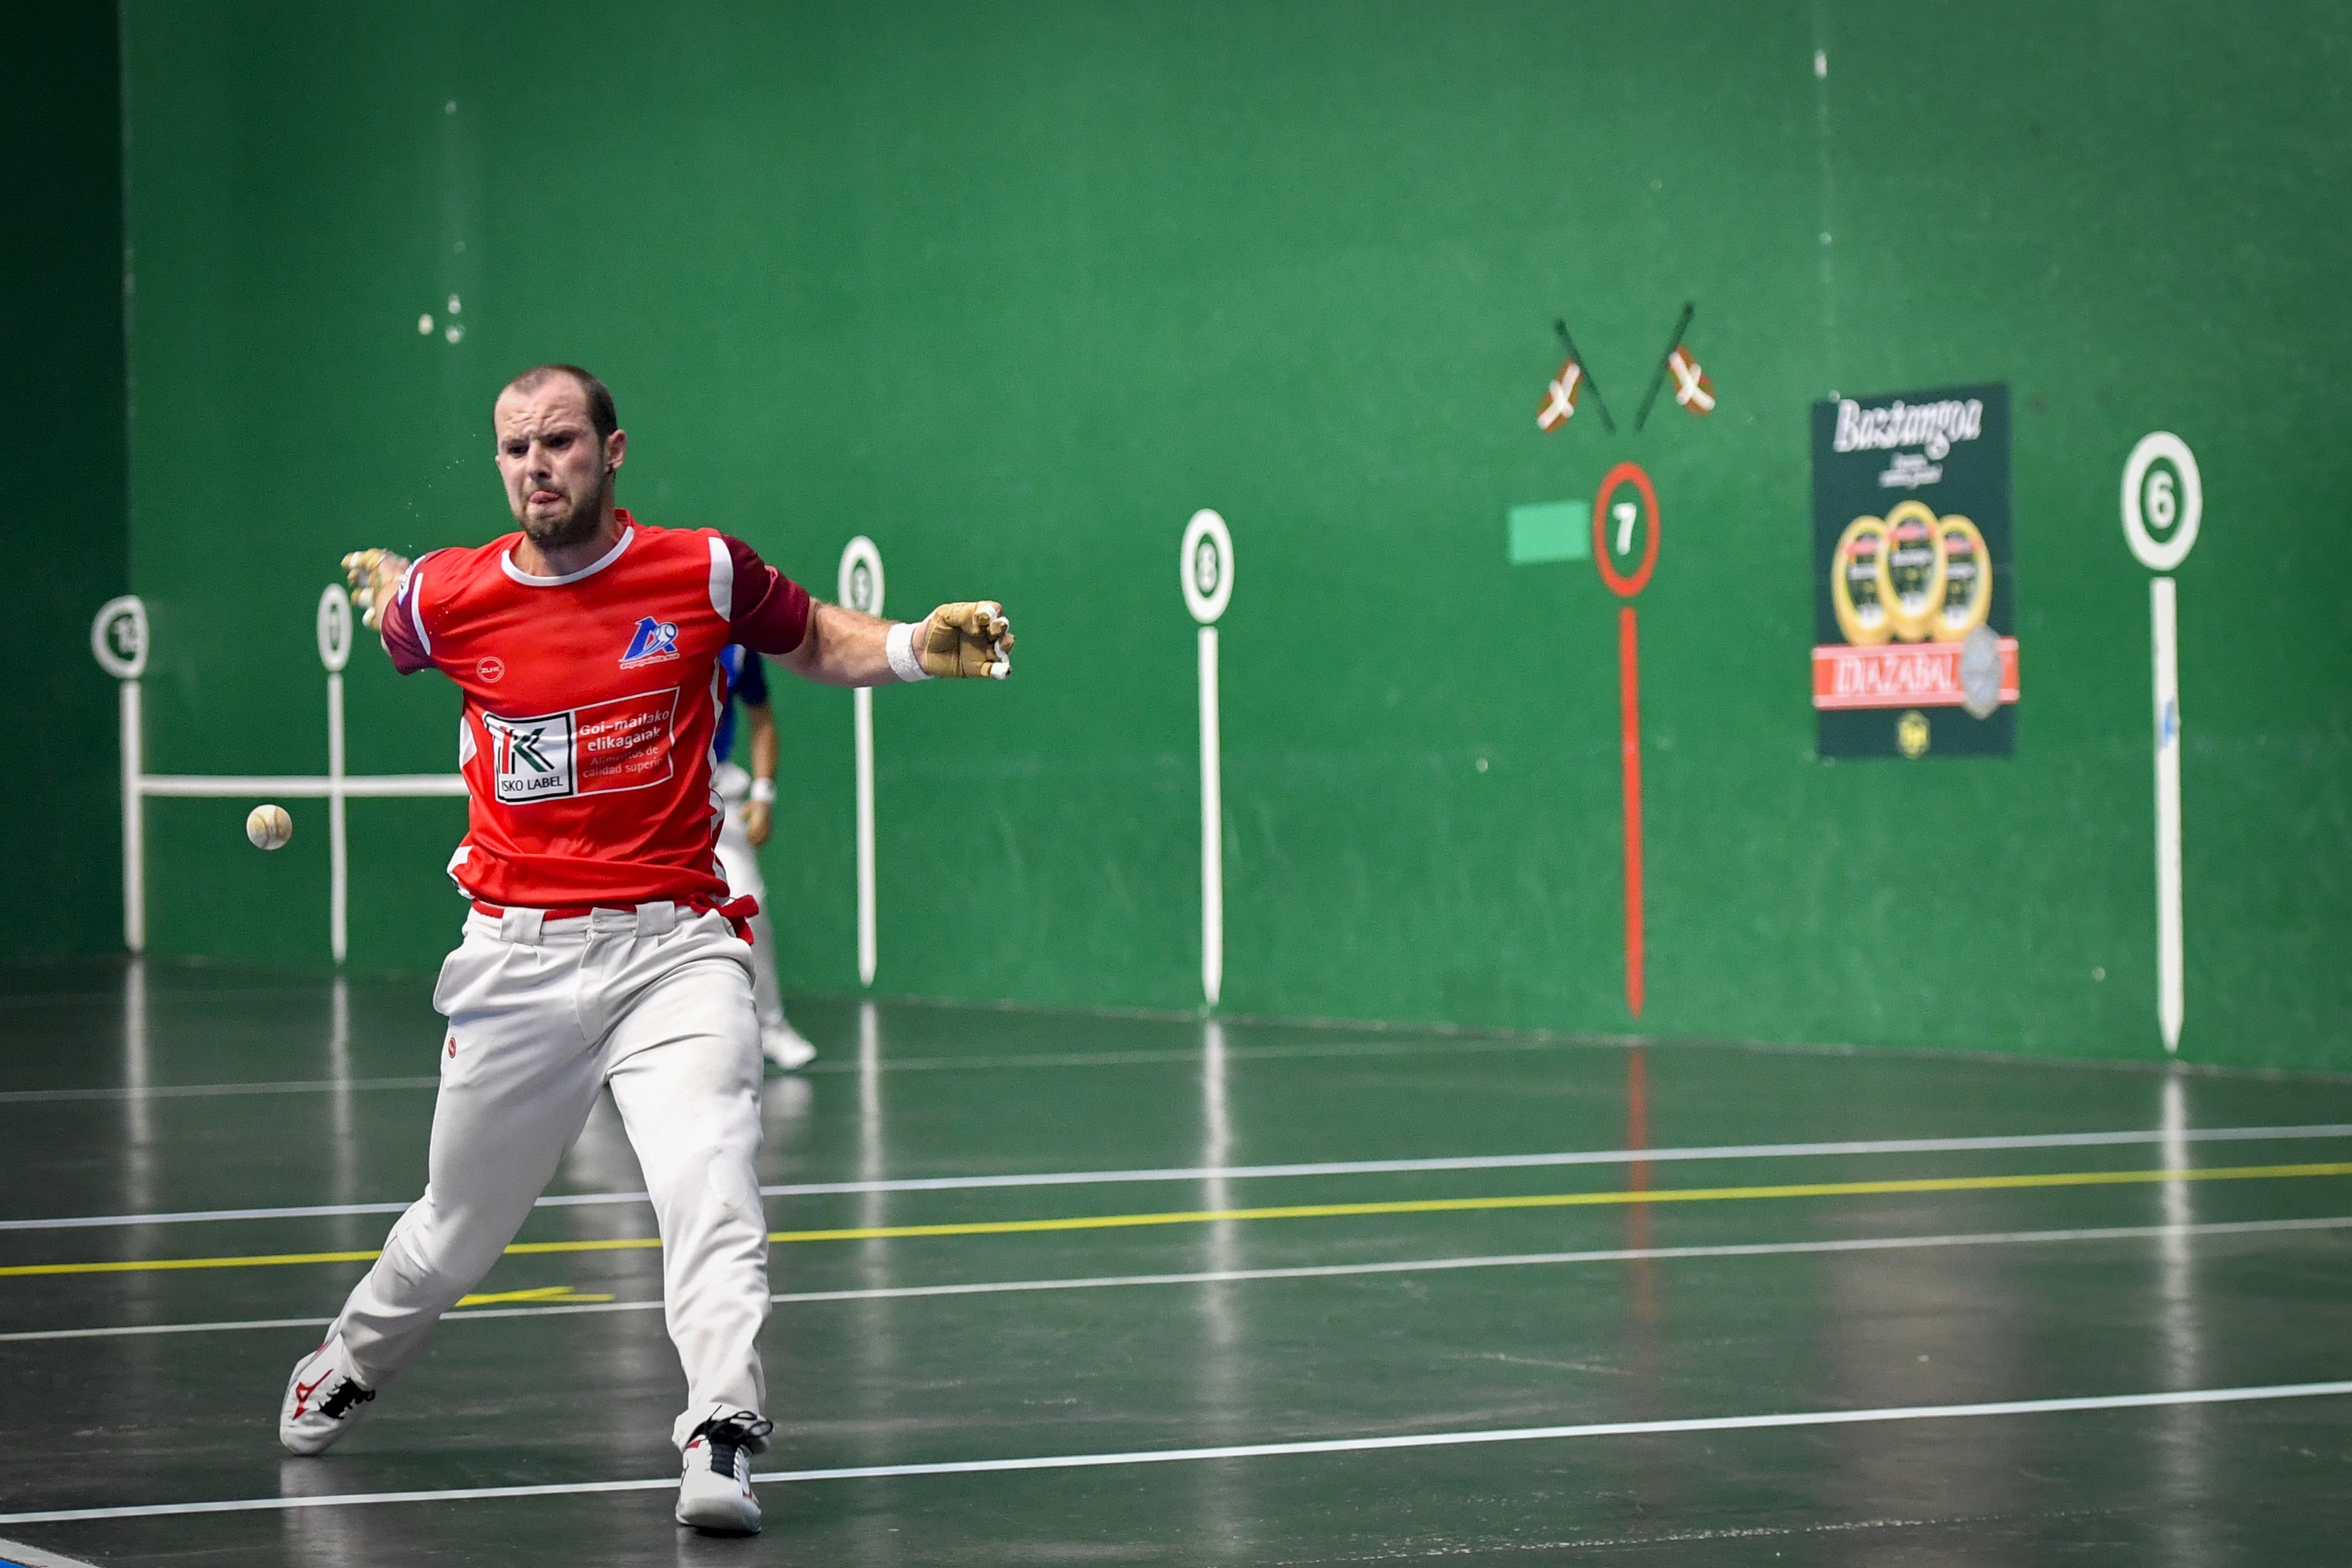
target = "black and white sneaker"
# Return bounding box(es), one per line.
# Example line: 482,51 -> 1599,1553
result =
675,1410 -> 774,1534
278,1334 -> 377,1455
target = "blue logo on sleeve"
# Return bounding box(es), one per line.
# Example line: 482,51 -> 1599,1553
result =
620,616 -> 681,667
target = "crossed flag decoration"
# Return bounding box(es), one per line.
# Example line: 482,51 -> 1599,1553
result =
1665,343 -> 1714,414
1536,358 -> 1584,431
1538,303 -> 1711,434
1538,320 -> 1613,432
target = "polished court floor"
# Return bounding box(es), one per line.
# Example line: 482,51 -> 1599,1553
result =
3,962 -> 2351,1565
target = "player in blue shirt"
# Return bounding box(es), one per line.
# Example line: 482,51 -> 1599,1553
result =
715,645 -> 816,1069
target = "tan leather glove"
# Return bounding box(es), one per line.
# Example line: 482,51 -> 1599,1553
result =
341,550 -> 412,632
919,601 -> 1014,679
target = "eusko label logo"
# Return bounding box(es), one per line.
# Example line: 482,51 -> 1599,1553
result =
477,690 -> 679,806
619,616 -> 681,668
484,710 -> 576,803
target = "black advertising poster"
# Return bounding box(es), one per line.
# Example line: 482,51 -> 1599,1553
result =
1809,383 -> 2016,759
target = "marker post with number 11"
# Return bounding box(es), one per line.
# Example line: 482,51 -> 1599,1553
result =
2121,433 -> 2201,1053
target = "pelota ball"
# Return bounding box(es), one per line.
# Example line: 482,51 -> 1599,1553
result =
245,803 -> 293,851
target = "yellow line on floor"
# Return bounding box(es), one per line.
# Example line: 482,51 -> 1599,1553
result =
5,1160 -> 2348,1279
452,1286 -> 615,1307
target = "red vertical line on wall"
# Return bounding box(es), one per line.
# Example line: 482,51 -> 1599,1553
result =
1619,605 -> 1645,1017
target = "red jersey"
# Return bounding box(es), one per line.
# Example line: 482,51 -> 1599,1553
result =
379,511 -> 811,908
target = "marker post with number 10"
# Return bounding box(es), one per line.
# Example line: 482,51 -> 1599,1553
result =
2121,433 -> 2201,1053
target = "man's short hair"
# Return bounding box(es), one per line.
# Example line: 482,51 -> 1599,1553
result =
503,364 -> 618,444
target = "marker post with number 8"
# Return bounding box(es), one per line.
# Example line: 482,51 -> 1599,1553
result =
1181,510 -> 1234,1007
2121,434 -> 2201,1053
839,536 -> 886,988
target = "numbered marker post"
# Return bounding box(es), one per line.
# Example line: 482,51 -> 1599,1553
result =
317,586 -> 355,961
90,596 -> 151,953
1181,510 -> 1234,1007
2122,434 -> 2201,1052
1593,463 -> 1660,1019
840,537 -> 885,987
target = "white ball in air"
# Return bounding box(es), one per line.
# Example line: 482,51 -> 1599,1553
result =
245,803 -> 293,851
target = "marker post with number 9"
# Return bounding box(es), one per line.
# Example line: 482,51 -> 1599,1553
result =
1181,510 -> 1234,1007
2121,433 -> 2202,1053
839,536 -> 886,987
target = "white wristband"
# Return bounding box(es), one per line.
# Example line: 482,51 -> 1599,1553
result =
748,777 -> 776,804
884,619 -> 930,683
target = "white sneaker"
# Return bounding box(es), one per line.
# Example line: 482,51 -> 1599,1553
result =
279,1334 -> 377,1456
676,1411 -> 773,1534
760,1022 -> 817,1071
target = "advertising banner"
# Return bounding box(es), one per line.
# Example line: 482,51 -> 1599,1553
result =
1810,383 -> 2016,758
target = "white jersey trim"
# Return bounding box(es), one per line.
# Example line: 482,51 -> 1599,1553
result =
706,534 -> 733,619
399,551 -> 437,655
500,526 -> 634,587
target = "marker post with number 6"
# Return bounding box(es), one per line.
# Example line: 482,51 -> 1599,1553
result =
2122,433 -> 2202,1053
1592,463 -> 1659,1019
1181,510 -> 1234,1007
840,537 -> 886,988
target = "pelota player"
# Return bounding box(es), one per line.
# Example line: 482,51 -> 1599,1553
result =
278,364 -> 1011,1534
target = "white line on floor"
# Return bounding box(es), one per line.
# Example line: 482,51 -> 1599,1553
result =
8,1122 -> 2350,1233
5,1378 -> 2349,1525
0,1077 -> 438,1105
0,1532 -> 108,1568
0,1036 -> 1570,1105
5,1214 -> 2344,1343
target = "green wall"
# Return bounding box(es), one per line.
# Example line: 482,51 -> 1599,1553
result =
4,1 -> 128,961
114,2 -> 2351,1069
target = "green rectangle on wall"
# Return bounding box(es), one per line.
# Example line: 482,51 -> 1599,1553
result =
1508,502 -> 1589,564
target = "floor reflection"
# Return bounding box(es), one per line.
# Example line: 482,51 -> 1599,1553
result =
2155,1069 -> 2211,1568
848,999 -> 898,1568
1193,1019 -> 1247,1559
121,958 -> 150,1218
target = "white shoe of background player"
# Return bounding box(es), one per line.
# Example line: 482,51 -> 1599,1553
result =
760,1021 -> 817,1072
676,1410 -> 774,1533
278,1333 -> 377,1455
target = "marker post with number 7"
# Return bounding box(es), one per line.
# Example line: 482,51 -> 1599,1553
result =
1593,463 -> 1660,1019
2121,434 -> 2202,1053
1181,510 -> 1234,1007
839,536 -> 886,988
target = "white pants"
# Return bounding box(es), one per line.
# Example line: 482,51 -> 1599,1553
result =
328,902 -> 771,1452
713,761 -> 784,1032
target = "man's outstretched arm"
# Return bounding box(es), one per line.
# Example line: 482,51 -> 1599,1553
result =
720,532 -> 1011,688
774,600 -> 1014,688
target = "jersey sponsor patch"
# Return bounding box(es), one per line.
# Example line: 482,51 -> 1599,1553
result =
481,688 -> 680,804
620,616 -> 681,667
